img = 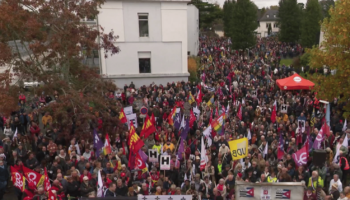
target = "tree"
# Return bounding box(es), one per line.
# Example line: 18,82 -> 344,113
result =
270,5 -> 279,10
0,0 -> 120,136
268,24 -> 272,36
223,0 -> 235,36
300,0 -> 322,48
320,0 -> 335,19
278,0 -> 302,42
190,0 -> 223,29
308,0 -> 350,116
229,0 -> 258,50
260,7 -> 267,17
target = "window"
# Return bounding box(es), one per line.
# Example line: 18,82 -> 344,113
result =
187,51 -> 190,56
138,13 -> 149,37
266,14 -> 269,18
266,23 -> 271,28
138,52 -> 151,73
274,23 -> 278,28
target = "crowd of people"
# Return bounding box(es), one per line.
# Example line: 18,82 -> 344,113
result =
0,35 -> 349,200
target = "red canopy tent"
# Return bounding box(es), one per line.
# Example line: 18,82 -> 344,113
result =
276,73 -> 315,90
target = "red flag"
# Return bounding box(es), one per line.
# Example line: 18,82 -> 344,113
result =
23,166 -> 44,188
128,121 -> 144,153
151,113 -> 156,126
128,152 -> 136,169
190,110 -> 196,128
135,152 -> 148,174
196,87 -> 203,105
237,103 -> 242,120
271,101 -> 277,123
140,115 -> 156,138
209,108 -> 213,124
168,107 -> 177,126
119,108 -> 128,124
48,189 -> 56,200
10,166 -> 25,192
324,122 -> 330,137
292,144 -> 308,167
44,168 -> 51,191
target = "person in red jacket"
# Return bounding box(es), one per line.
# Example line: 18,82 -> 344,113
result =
19,93 -> 26,103
29,122 -> 40,136
51,180 -> 65,199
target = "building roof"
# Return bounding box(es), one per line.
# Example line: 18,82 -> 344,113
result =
259,9 -> 278,22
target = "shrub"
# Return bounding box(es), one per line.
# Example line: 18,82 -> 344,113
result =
188,57 -> 198,82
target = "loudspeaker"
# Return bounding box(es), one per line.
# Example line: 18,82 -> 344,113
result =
313,150 -> 326,167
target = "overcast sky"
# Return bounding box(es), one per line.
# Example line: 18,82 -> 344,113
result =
215,0 -> 307,9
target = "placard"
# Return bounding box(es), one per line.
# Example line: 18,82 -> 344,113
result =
280,104 -> 288,114
251,90 -> 257,98
228,138 -> 248,160
298,120 -> 306,133
261,187 -> 271,200
148,149 -> 158,163
126,113 -> 138,129
160,155 -> 171,170
124,106 -> 133,115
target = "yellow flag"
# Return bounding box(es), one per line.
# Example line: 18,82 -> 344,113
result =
228,138 -> 248,160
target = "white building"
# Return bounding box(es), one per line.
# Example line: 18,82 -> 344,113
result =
98,0 -> 194,87
187,4 -> 199,56
255,10 -> 279,38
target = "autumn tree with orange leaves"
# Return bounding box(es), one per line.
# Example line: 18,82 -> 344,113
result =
0,0 -> 122,138
308,0 -> 350,117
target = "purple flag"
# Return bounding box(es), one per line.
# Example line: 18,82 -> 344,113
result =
138,149 -> 148,163
180,116 -> 190,141
174,112 -> 181,130
177,138 -> 184,160
94,129 -> 104,157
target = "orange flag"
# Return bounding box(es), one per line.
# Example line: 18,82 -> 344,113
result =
103,133 -> 112,155
10,166 -> 25,192
119,108 -> 127,124
128,121 -> 144,153
140,115 -> 156,138
168,107 -> 177,126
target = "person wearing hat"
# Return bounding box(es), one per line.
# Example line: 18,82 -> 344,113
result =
181,174 -> 191,194
329,183 -> 340,200
303,187 -> 316,200
80,176 -> 94,197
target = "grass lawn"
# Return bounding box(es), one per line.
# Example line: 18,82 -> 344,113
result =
280,58 -> 293,66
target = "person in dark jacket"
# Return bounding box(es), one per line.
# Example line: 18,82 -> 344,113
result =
80,176 -> 94,197
104,183 -> 117,197
26,152 -> 38,169
116,179 -> 128,196
0,160 -> 9,200
66,177 -> 80,199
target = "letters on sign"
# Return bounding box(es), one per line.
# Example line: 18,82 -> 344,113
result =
126,113 -> 138,129
280,104 -> 288,114
160,155 -> 171,170
148,149 -> 158,163
228,138 -> 248,160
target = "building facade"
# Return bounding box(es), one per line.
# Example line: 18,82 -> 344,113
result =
187,4 -> 199,56
98,0 -> 192,87
255,10 -> 279,38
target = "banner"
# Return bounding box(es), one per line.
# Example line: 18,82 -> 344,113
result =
228,138 -> 248,160
148,149 -> 158,163
124,106 -> 133,115
138,195 -> 193,200
160,155 -> 171,170
127,113 -> 138,129
235,182 -> 304,200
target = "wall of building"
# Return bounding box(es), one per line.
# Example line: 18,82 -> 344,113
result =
98,0 -> 189,84
187,4 -> 199,56
255,21 -> 279,37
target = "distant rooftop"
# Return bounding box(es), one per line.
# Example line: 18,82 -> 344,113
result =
259,9 -> 278,21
